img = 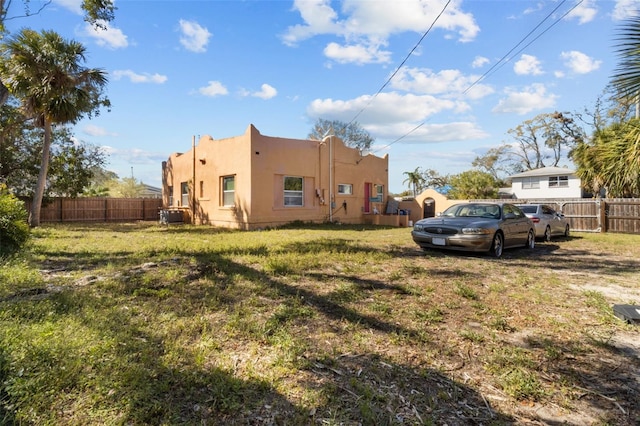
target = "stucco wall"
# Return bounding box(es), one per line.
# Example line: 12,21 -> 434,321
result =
162,124 -> 389,229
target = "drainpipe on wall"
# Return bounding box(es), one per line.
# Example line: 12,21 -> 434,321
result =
192,135 -> 196,224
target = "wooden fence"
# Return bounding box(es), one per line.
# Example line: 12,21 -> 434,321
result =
493,198 -> 640,234
22,197 -> 163,223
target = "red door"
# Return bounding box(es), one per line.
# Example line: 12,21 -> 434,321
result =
364,183 -> 371,213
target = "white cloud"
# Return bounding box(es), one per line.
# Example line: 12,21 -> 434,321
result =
242,84 -> 278,100
560,51 -> 601,74
112,70 -> 168,84
282,0 -> 479,65
390,67 -> 494,100
612,0 -> 639,21
472,56 -> 489,68
103,146 -> 169,166
198,81 -> 229,97
82,124 -> 117,137
493,84 -> 557,115
565,0 -> 598,24
368,121 -> 489,143
324,41 -> 391,64
178,19 -> 212,53
307,91 -> 462,126
82,21 -> 128,49
513,54 -> 544,76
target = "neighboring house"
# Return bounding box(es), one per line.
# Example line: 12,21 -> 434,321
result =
162,124 -> 388,229
140,184 -> 162,198
508,166 -> 582,199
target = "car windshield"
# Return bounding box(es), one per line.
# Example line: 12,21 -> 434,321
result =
518,205 -> 538,214
441,204 -> 500,219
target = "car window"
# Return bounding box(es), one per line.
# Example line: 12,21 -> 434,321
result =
506,204 -> 525,218
518,205 -> 537,214
542,205 -> 555,215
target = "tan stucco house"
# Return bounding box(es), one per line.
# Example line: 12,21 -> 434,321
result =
162,124 -> 389,229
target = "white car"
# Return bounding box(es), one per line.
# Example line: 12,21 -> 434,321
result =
515,204 -> 570,241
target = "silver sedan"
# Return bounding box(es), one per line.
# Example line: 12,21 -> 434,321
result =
515,204 -> 570,241
411,202 -> 536,258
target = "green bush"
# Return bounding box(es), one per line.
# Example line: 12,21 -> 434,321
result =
0,185 -> 30,256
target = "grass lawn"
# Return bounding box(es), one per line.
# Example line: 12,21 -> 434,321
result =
1,222 -> 639,425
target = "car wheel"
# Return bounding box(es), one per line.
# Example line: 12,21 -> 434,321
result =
544,226 -> 551,242
490,232 -> 504,258
526,229 -> 535,249
564,225 -> 570,238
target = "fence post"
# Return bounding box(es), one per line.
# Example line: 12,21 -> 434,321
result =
599,200 -> 607,233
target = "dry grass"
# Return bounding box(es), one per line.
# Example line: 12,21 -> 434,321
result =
1,223 -> 639,425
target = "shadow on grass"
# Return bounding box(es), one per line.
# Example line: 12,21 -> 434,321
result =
2,226 -> 639,424
0,243 -> 517,424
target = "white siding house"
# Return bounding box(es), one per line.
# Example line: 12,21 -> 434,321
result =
509,167 -> 582,199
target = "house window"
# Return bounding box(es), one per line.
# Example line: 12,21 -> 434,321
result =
548,175 -> 569,188
222,176 -> 235,206
338,184 -> 353,195
522,177 -> 540,189
168,186 -> 174,206
284,176 -> 303,206
370,184 -> 383,202
180,182 -> 189,206
199,181 -> 204,198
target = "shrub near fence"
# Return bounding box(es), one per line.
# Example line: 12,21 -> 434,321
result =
21,197 -> 163,223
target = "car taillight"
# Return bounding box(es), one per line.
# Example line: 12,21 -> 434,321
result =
531,217 -> 540,223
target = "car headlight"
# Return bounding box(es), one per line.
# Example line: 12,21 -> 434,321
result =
462,227 -> 491,235
413,224 -> 423,231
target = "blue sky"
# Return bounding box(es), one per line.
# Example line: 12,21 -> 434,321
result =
4,0 -> 638,193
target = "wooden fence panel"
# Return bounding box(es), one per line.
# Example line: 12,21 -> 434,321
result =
22,197 -> 162,223
472,198 -> 640,234
556,200 -> 601,233
606,199 -> 640,234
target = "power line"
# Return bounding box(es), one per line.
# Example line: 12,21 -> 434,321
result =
465,0 -> 584,93
348,0 -> 452,126
369,0 -> 583,156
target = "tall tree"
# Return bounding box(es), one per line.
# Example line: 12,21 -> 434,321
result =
107,177 -> 146,198
0,29 -> 109,226
0,0 -> 115,105
447,170 -> 498,200
402,167 -> 424,197
308,119 -> 374,152
1,102 -> 106,196
571,119 -> 640,197
421,168 -> 449,190
612,13 -> 640,99
472,112 -> 585,178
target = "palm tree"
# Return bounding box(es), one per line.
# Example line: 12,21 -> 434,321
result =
402,167 -> 425,197
0,29 -> 109,226
612,14 -> 640,98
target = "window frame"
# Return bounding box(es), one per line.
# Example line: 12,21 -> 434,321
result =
548,175 -> 569,188
337,183 -> 353,195
522,177 -> 540,189
180,182 -> 189,207
222,175 -> 235,207
284,176 -> 304,207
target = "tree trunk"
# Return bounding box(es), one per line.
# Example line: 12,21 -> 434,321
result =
29,120 -> 52,227
0,81 -> 8,106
